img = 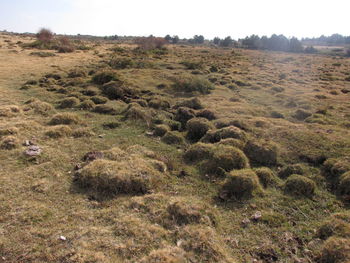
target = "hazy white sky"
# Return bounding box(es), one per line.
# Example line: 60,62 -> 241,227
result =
1,0 -> 349,39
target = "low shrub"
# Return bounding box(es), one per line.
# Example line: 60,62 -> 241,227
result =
284,174 -> 316,197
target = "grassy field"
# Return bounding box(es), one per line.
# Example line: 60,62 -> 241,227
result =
0,32 -> 349,263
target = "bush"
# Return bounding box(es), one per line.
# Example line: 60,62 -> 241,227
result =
91,71 -> 119,85
91,96 -> 108,104
186,117 -> 214,142
244,140 -> 279,166
135,36 -> 167,50
153,124 -> 169,137
37,28 -> 54,43
255,167 -> 278,188
172,75 -> 214,94
161,131 -> 184,145
174,97 -> 203,110
49,113 -> 81,125
58,97 -> 80,108
201,145 -> 250,175
219,169 -> 262,200
284,174 -> 316,197
278,164 -> 305,179
0,136 -> 18,150
317,237 -> 350,263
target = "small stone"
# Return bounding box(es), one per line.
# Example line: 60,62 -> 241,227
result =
59,235 -> 66,241
251,211 -> 262,221
145,131 -> 154,136
75,163 -> 82,170
24,145 -> 42,157
241,218 -> 251,227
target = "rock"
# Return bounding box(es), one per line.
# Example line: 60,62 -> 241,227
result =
241,218 -> 251,227
83,151 -> 104,162
59,235 -> 66,241
24,145 -> 42,157
251,211 -> 262,221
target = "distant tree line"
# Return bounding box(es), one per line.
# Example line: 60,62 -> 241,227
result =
238,34 -> 304,53
302,34 -> 350,46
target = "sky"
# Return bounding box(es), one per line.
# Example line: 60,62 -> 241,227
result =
0,0 -> 349,39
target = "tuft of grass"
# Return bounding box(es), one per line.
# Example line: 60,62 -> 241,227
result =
172,75 -> 214,94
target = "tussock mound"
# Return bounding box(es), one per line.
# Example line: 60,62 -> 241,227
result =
254,167 -> 278,188
201,126 -> 248,143
49,113 -> 81,125
0,136 -> 19,150
283,174 -> 316,198
278,164 -> 306,179
161,131 -> 185,145
75,146 -> 164,196
219,169 -> 262,200
186,117 -> 214,142
176,225 -> 234,263
244,140 -> 279,166
140,246 -> 186,263
317,237 -> 350,263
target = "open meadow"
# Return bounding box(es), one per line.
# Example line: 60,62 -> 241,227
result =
0,32 -> 350,263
